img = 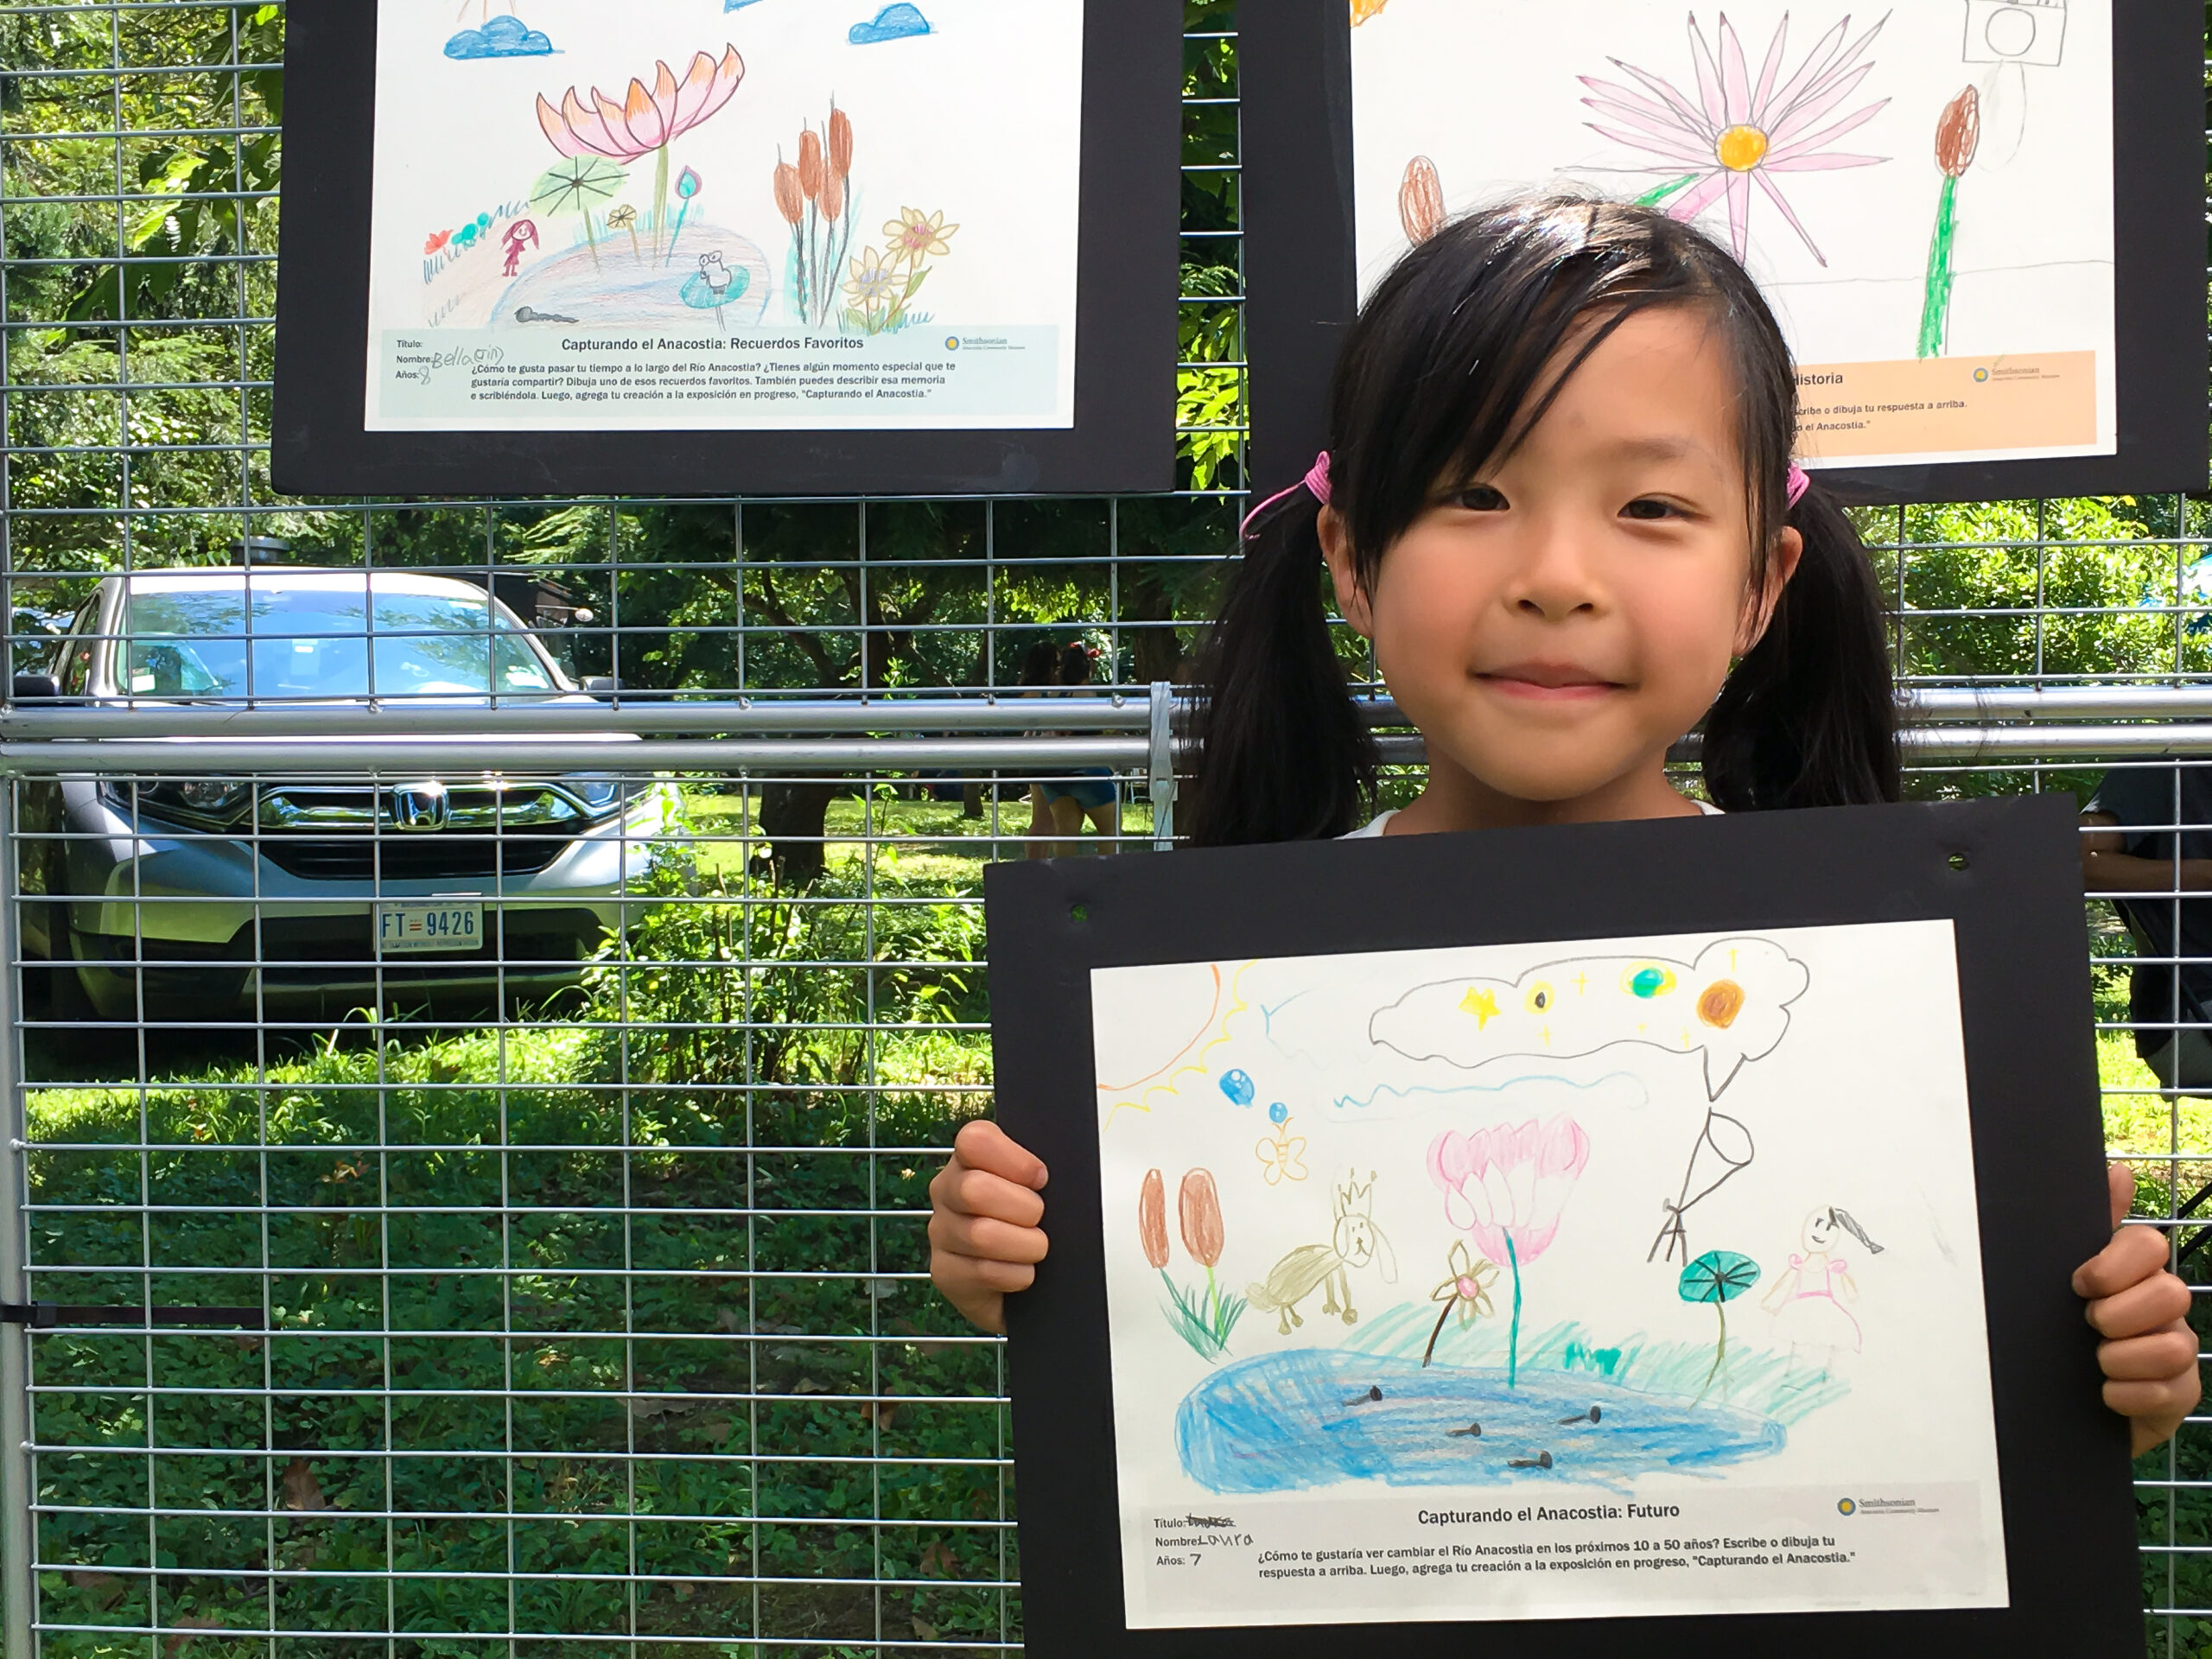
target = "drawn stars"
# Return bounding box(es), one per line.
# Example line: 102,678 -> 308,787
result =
1459,986 -> 1499,1028
1571,971 -> 1590,995
1537,1023 -> 1554,1047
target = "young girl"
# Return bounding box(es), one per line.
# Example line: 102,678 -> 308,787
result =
930,196 -> 2199,1454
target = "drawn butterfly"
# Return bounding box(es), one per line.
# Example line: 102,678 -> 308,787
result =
1255,1120 -> 1308,1185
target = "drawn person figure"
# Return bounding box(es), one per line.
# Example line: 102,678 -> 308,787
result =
1761,1207 -> 1883,1376
500,218 -> 539,278
925,194 -> 2199,1459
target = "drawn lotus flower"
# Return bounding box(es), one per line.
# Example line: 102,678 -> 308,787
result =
537,47 -> 744,261
1428,1116 -> 1589,1386
537,47 -> 746,163
1579,13 -> 1889,266
886,207 -> 957,264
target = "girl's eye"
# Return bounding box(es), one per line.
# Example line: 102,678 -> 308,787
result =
1448,485 -> 1509,512
1621,497 -> 1685,521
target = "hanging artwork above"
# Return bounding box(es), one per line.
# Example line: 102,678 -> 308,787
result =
1239,0 -> 2203,502
271,0 -> 1182,497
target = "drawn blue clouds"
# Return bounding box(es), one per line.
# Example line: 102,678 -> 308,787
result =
444,16 -> 555,60
725,0 -> 766,10
849,3 -> 932,44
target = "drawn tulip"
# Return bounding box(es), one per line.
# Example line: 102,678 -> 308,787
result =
1398,155 -> 1444,245
664,166 -> 703,267
1918,86 -> 1980,359
537,46 -> 744,261
1427,1116 -> 1589,1387
1138,1168 -> 1169,1270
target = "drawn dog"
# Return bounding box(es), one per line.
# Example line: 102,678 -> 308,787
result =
1247,1171 -> 1397,1334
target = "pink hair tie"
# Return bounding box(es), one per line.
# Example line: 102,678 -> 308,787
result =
1239,451 -> 1333,539
1784,461 -> 1811,508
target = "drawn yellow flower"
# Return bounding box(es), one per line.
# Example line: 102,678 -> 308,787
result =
885,206 -> 958,262
844,245 -> 899,309
1430,1240 -> 1497,1324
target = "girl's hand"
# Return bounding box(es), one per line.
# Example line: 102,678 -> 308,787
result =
2074,1163 -> 2201,1456
929,1121 -> 1050,1334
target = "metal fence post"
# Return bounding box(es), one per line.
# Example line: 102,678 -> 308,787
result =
1148,681 -> 1177,850
0,782 -> 32,1656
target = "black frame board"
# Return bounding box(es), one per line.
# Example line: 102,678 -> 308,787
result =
1236,0 -> 2207,503
271,0 -> 1183,499
985,795 -> 2139,1655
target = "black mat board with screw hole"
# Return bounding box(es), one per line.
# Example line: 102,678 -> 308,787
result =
1235,0 -> 2207,503
984,796 -> 2139,1655
269,0 -> 1182,499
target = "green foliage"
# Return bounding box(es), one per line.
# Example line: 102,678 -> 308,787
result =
1677,1250 -> 1760,1305
1160,1268 -> 1245,1360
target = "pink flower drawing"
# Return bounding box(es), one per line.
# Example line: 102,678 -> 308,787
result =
1579,13 -> 1888,266
1429,1116 -> 1590,1387
1427,1116 -> 1590,1266
536,48 -> 746,163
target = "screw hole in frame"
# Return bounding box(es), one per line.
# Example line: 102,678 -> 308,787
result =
1948,852 -> 1969,872
1071,903 -> 1090,923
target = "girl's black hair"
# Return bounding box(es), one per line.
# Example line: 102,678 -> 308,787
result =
1018,640 -> 1062,690
1827,1206 -> 1885,1255
1182,194 -> 1900,846
1058,641 -> 1094,686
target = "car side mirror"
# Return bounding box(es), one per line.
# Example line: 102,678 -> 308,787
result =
12,673 -> 60,702
582,675 -> 619,700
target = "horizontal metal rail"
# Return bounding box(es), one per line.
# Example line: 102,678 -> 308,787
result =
13,683 -> 2212,743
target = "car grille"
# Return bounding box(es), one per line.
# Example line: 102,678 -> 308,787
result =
257,833 -> 570,880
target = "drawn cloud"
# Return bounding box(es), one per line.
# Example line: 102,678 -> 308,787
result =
1367,938 -> 1809,1100
849,3 -> 933,44
444,16 -> 555,60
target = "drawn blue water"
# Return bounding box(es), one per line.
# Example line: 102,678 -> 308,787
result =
1177,1349 -> 1786,1494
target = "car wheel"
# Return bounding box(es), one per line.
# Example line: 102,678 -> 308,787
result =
52,923 -> 109,1025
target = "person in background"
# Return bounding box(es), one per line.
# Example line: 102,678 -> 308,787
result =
1030,640 -> 1120,857
1016,640 -> 1065,861
2082,764 -> 2212,1094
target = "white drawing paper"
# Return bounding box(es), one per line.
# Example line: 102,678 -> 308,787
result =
364,0 -> 1083,432
1352,0 -> 2114,468
1093,920 -> 2006,1628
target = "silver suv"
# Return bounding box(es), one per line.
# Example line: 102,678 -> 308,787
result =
20,568 -> 668,1020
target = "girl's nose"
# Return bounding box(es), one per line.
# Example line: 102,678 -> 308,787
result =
1503,518 -> 1605,620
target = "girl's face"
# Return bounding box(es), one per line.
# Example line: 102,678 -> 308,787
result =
1322,306 -> 1800,819
1804,1211 -> 1836,1251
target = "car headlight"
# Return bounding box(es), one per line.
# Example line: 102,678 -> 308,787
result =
573,779 -> 625,817
101,779 -> 254,827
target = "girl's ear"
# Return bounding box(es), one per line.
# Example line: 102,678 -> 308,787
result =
1734,525 -> 1804,656
1318,506 -> 1375,639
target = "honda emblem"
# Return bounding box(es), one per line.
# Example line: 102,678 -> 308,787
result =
391,782 -> 450,833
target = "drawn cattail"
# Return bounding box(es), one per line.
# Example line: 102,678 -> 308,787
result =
1916,86 -> 1978,359
1178,1170 -> 1224,1268
830,104 -> 855,181
1935,84 -> 1980,178
798,127 -> 825,201
772,156 -> 804,226
1139,1169 -> 1169,1269
823,166 -> 845,224
1398,155 -> 1444,245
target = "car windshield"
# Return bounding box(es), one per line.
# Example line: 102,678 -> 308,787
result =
120,585 -> 557,699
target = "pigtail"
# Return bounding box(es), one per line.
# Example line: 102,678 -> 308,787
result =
1181,503 -> 1376,846
1827,1206 -> 1884,1254
1702,480 -> 1900,812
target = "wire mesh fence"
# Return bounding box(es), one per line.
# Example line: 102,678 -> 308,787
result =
0,3 -> 2209,1656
